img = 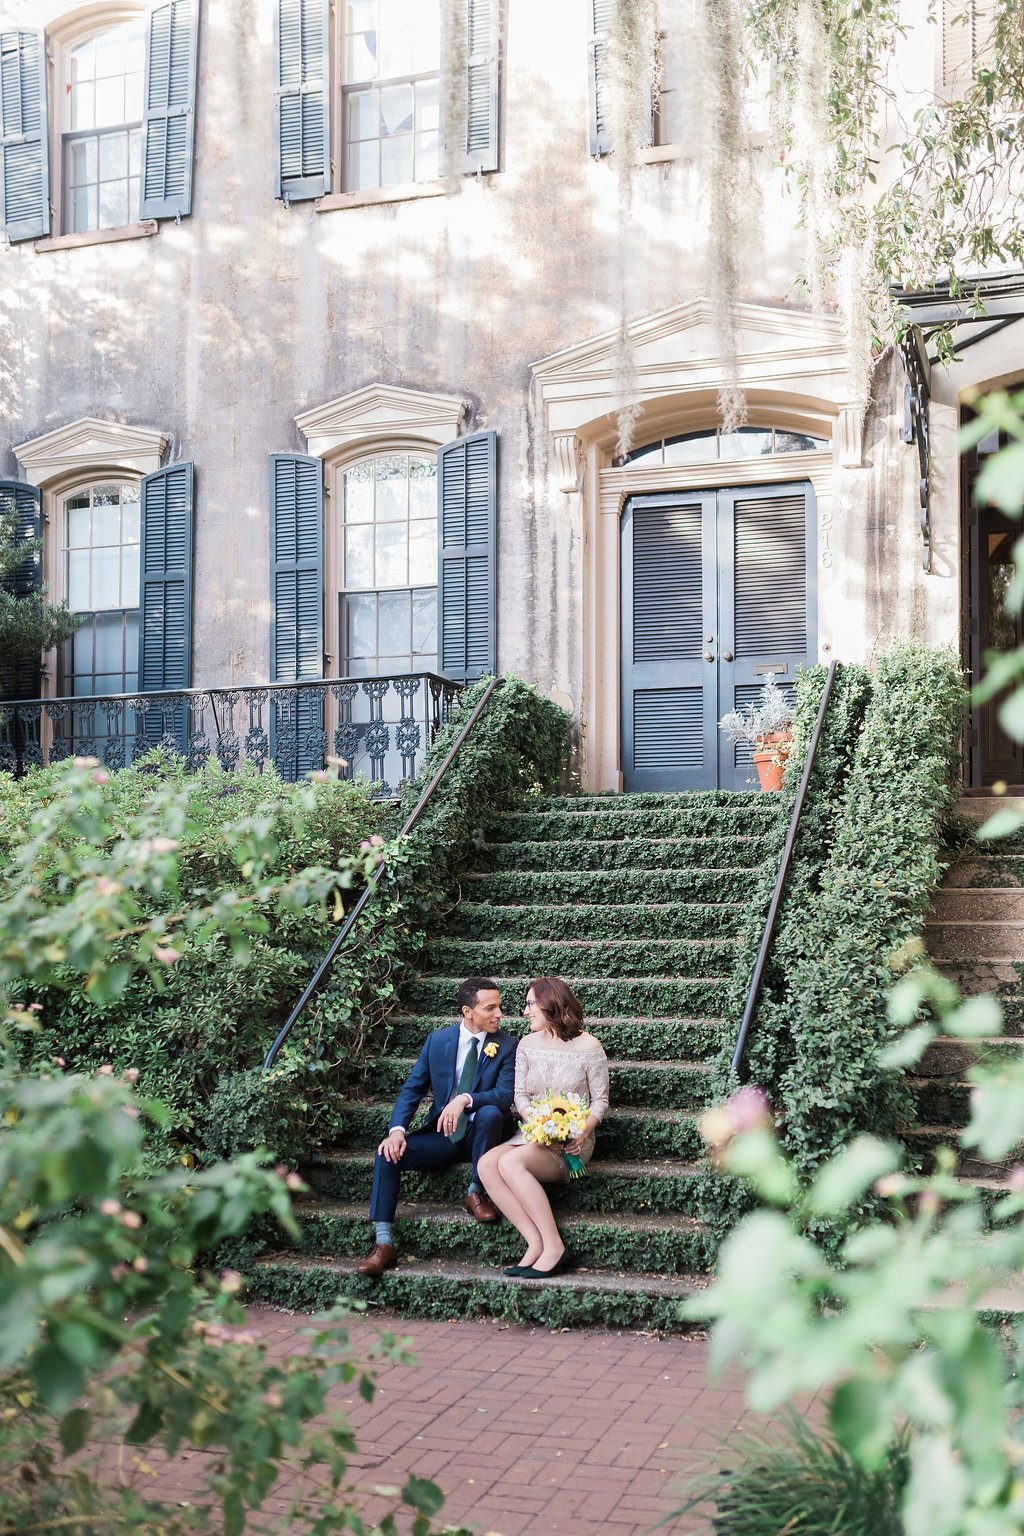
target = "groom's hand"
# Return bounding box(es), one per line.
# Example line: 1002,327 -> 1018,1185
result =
378,1128 -> 406,1162
437,1094 -> 471,1136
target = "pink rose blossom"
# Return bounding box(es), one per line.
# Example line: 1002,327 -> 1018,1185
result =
91,768 -> 109,785
285,1172 -> 304,1191
874,1174 -> 907,1198
729,1086 -> 771,1134
133,1256 -> 148,1273
220,1270 -> 244,1294
120,1211 -> 142,1229
100,1199 -> 123,1216
123,1068 -> 140,1083
73,756 -> 99,769
153,946 -> 180,965
97,1064 -> 114,1076
1010,1166 -> 1024,1193
122,1105 -> 140,1120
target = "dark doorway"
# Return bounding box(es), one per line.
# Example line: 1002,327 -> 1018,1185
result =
965,438 -> 1024,786
620,481 -> 817,792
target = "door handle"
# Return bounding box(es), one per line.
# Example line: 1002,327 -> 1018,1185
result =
703,651 -> 715,662
722,651 -> 733,662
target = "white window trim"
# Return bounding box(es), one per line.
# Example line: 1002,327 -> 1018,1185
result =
14,414 -> 167,702
295,383 -> 466,676
43,4 -> 148,239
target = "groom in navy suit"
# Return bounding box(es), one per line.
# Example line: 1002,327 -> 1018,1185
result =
357,976 -> 517,1276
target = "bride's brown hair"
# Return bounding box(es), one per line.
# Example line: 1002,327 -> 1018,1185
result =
528,976 -> 584,1041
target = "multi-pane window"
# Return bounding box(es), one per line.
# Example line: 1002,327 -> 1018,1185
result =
343,0 -> 441,191
61,482 -> 141,696
625,427 -> 830,466
62,20 -> 145,233
340,454 -> 437,674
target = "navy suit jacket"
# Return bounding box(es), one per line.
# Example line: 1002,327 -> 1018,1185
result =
390,1024 -> 516,1134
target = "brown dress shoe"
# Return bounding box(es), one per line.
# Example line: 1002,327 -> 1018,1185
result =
356,1243 -> 397,1276
466,1191 -> 499,1223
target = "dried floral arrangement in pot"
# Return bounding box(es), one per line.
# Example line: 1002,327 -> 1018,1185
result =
718,673 -> 794,753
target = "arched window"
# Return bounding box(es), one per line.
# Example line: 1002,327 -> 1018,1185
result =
61,16 -> 145,233
59,478 -> 141,695
338,452 -> 438,674
624,426 -> 830,466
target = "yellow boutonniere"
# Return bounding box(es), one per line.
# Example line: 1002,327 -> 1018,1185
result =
483,1042 -> 499,1058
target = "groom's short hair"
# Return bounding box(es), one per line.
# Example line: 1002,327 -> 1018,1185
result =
458,976 -> 499,1013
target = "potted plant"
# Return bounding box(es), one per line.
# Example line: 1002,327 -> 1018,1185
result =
718,673 -> 794,791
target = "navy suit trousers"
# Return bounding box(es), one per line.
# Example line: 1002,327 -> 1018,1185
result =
369,1104 -> 510,1223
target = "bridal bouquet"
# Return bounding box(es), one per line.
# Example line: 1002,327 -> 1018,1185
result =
521,1090 -> 590,1177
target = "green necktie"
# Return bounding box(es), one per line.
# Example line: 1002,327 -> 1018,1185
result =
449,1038 -> 479,1142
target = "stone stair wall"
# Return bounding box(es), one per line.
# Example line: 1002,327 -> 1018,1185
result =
250,790 -> 786,1331
913,797 -> 1024,1184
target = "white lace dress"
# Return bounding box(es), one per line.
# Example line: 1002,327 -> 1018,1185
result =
508,1036 -> 611,1176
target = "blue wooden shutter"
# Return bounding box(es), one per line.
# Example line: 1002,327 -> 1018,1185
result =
138,463 -> 193,691
140,0 -> 199,220
587,0 -> 613,156
437,432 -> 497,684
270,454 -> 324,780
274,0 -> 330,203
463,0 -> 499,174
0,480 -> 43,700
0,30 -> 50,242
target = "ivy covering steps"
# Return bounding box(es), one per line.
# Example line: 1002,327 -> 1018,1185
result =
250,790 -> 784,1331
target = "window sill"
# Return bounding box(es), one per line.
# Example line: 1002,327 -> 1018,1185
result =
33,221 -> 158,253
316,181 -> 446,212
641,144 -> 685,163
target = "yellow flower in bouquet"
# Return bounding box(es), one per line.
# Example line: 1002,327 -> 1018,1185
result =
521,1089 -> 590,1177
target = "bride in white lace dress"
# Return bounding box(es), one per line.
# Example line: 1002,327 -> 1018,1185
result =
478,976 -> 609,1279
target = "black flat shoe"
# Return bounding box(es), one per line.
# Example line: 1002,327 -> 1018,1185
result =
517,1250 -> 574,1279
503,1265 -> 531,1277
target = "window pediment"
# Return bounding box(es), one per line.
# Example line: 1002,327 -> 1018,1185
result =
14,416 -> 168,486
295,384 -> 467,459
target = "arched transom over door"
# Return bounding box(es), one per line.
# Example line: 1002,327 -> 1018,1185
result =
620,481 -> 817,792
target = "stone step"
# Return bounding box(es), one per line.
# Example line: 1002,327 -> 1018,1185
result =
358,1056 -> 713,1111
548,791 -> 765,811
381,1016 -> 724,1063
446,901 -> 744,942
939,858 -> 1024,889
906,1126 -> 1017,1182
952,797 -> 1024,822
933,960 -> 1024,992
919,1036 -> 1023,1078
419,936 -> 735,981
403,974 -> 733,1018
248,1253 -> 706,1333
479,837 -> 770,874
466,867 -> 762,905
925,921 -> 1024,961
930,889 -> 1024,921
289,1200 -> 710,1276
301,1150 -> 702,1214
335,1102 -> 705,1162
492,804 -> 781,843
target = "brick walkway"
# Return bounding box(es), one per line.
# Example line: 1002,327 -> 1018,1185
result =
126,1307 -> 797,1535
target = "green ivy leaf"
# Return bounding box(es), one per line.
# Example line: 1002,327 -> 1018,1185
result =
60,1406 -> 91,1455
974,807 -> 1024,841
401,1475 -> 445,1516
810,1136 -> 900,1216
829,1377 -> 893,1468
879,1023 -> 936,1069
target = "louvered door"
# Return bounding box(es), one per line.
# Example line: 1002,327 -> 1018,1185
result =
620,492 -> 717,791
621,482 -> 816,791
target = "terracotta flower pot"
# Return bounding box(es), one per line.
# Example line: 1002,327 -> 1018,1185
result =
750,730 -> 793,792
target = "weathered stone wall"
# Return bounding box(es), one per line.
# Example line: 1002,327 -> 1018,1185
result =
0,0 -> 970,732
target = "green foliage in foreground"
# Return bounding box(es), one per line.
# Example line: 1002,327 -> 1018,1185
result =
1,755 -> 387,1162
0,759 -> 456,1536
685,965 -> 1024,1536
0,499 -> 83,685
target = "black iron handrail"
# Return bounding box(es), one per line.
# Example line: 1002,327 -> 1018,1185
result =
263,676 -> 500,1069
731,660 -> 840,1081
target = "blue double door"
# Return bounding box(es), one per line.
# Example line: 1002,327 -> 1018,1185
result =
620,482 -> 817,792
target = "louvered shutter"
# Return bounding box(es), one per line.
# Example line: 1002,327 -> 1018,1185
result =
140,0 -> 199,220
275,0 -> 330,203
463,0 -> 499,174
0,480 -> 43,700
138,463 -> 193,690
587,0 -> 613,156
270,454 -> 324,780
941,0 -> 996,90
0,30 -> 50,243
137,464 -> 193,755
437,432 -> 497,684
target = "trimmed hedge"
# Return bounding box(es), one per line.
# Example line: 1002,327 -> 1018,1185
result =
469,866 -> 763,905
777,642 -> 964,1175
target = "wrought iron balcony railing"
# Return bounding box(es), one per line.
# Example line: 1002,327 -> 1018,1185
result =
0,672 -> 464,795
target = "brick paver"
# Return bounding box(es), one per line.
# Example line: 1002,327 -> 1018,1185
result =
92,1306 -> 807,1535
